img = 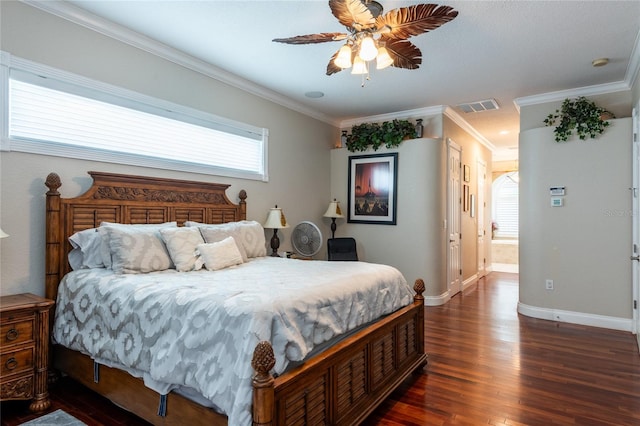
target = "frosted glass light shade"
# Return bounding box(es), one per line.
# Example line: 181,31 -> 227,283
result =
334,45 -> 352,69
351,57 -> 368,75
359,36 -> 378,61
263,206 -> 289,229
376,47 -> 393,69
0,228 -> 8,239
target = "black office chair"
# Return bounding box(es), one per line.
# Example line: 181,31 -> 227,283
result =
327,237 -> 358,261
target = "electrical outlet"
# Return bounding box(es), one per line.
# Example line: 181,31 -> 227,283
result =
545,279 -> 554,290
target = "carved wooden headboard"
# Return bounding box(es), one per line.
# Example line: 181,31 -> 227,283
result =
44,171 -> 247,301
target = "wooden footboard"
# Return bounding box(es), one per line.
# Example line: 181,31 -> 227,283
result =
252,279 -> 426,426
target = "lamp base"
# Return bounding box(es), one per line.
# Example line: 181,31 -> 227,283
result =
270,229 -> 280,257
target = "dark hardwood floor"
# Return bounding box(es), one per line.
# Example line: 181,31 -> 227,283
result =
2,272 -> 639,425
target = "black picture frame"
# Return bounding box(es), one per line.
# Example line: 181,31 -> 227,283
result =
348,153 -> 398,225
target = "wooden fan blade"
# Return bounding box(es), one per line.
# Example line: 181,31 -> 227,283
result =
273,32 -> 347,44
326,50 -> 344,75
376,4 -> 458,39
329,0 -> 375,30
383,38 -> 422,70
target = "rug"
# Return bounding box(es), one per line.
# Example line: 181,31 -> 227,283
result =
19,409 -> 87,426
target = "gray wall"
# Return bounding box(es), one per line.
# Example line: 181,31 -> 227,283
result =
519,118 -> 633,328
329,138 -> 447,298
0,1 -> 336,296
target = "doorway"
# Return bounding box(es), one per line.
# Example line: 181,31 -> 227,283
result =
491,168 -> 519,273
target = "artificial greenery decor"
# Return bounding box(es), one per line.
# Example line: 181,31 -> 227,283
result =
345,119 -> 416,152
543,96 -> 614,142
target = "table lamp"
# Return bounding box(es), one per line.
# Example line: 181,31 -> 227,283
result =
263,205 -> 289,257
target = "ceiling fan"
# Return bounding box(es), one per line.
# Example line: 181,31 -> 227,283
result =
273,0 -> 458,77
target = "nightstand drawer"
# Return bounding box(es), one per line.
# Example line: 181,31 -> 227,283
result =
0,319 -> 34,347
1,348 -> 34,376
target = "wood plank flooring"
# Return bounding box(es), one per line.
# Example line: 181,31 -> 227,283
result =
2,272 -> 639,425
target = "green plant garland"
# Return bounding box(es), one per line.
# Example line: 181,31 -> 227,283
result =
345,119 -> 416,152
543,97 -> 614,142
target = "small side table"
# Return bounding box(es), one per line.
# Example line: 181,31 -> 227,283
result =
0,293 -> 54,412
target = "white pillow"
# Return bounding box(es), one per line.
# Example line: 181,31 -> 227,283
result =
98,222 -> 177,268
103,226 -> 174,274
234,220 -> 267,258
197,237 -> 244,271
198,224 -> 248,262
68,228 -> 104,269
159,227 -> 204,272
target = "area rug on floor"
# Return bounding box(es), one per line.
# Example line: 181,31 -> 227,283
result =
19,409 -> 87,426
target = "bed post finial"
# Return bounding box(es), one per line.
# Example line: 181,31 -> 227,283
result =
251,341 -> 275,426
413,278 -> 425,301
239,189 -> 247,221
45,173 -> 61,195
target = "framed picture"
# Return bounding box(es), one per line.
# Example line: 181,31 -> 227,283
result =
463,184 -> 469,212
348,153 -> 398,225
463,164 -> 470,182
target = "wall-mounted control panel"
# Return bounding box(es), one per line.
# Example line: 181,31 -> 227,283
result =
550,186 -> 565,207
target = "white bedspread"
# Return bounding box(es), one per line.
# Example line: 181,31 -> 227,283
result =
52,257 -> 414,425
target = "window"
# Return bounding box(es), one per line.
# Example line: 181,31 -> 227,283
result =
492,172 -> 519,238
1,52 -> 268,181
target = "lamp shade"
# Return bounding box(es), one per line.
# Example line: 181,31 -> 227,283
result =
376,46 -> 393,69
0,228 -> 8,239
351,56 -> 368,75
263,206 -> 289,229
359,36 -> 378,61
334,45 -> 352,69
323,200 -> 344,218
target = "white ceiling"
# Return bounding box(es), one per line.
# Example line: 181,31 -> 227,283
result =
46,1 -> 640,160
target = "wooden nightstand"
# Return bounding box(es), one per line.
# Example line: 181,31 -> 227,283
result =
0,293 -> 54,412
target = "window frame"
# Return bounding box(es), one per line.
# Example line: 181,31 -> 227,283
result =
0,51 -> 269,182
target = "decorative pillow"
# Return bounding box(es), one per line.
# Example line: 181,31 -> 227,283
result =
68,228 -> 104,269
198,225 -> 249,262
197,237 -> 244,271
234,220 -> 267,258
103,226 -> 174,274
98,222 -> 177,268
159,227 -> 204,272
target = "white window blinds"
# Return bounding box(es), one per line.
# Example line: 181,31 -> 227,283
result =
492,172 -> 519,238
3,53 -> 268,181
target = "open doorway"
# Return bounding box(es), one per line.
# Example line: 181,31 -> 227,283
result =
491,165 -> 519,273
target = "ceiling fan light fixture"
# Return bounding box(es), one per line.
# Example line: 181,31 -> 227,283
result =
358,36 -> 378,61
335,44 -> 353,68
376,46 -> 393,69
351,56 -> 368,75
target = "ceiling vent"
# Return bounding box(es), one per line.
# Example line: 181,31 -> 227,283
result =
457,98 -> 499,113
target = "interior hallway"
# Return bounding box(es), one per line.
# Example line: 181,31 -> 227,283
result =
367,272 -> 640,425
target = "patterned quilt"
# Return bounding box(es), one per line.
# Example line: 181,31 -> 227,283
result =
52,257 -> 414,425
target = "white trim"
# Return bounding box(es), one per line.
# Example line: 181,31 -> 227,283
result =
463,273 -> 478,291
22,0 -> 338,127
339,105 -> 446,128
443,106 -> 496,152
517,302 -> 633,332
424,291 -> 449,306
513,81 -> 630,111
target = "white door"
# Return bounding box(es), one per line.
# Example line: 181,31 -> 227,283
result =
447,139 -> 462,297
632,104 -> 639,351
477,160 -> 487,278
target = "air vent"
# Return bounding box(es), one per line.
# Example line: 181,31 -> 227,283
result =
457,98 -> 499,113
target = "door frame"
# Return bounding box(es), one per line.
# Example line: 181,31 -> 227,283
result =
477,159 -> 487,278
447,138 -> 462,298
632,102 -> 639,350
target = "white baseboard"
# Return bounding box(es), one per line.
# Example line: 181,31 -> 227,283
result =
463,274 -> 478,290
517,302 -> 633,332
424,291 -> 449,306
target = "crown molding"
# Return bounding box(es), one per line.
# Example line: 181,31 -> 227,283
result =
443,107 -> 496,152
22,0 -> 339,127
339,105 -> 446,128
513,81 -> 630,112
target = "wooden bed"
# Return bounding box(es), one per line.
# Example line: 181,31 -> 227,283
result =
44,171 -> 427,426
